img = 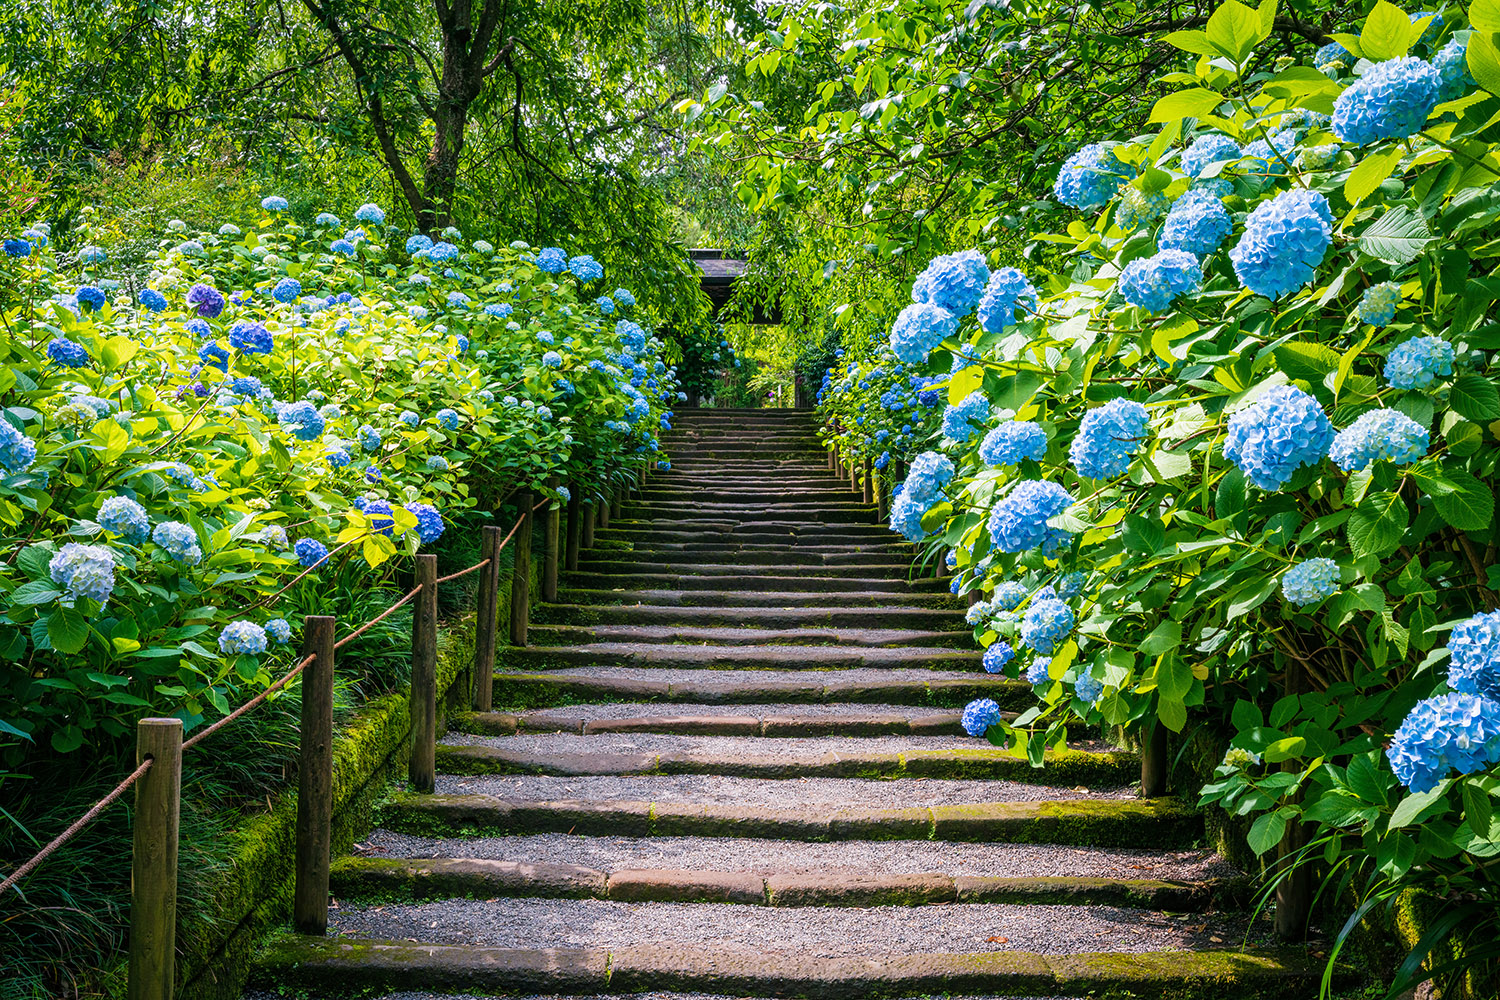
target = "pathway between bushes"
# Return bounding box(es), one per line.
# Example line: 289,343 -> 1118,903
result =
246,408 -> 1320,999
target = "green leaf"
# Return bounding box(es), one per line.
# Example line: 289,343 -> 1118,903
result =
1473,0 -> 1500,33
1273,341 -> 1341,383
1390,781 -> 1451,829
10,580 -> 64,606
1140,620 -> 1183,657
1160,29 -> 1221,55
1465,781 -> 1495,832
1431,469 -> 1496,531
1157,654 -> 1195,700
1450,374 -> 1500,419
0,718 -> 32,742
46,607 -> 91,655
1248,809 -> 1288,855
1360,0 -> 1419,59
16,544 -> 53,581
1157,696 -> 1188,732
1264,736 -> 1308,763
1348,753 -> 1390,805
1345,147 -> 1405,205
1468,31 -> 1500,95
1348,491 -> 1408,559
1148,88 -> 1227,123
1232,699 -> 1264,732
1359,206 -> 1434,265
1123,513 -> 1167,554
947,364 -> 984,405
1206,0 -> 1272,62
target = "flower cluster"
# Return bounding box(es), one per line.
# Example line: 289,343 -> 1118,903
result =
1118,250 -> 1202,313
988,480 -> 1074,553
977,268 -> 1038,333
1069,399 -> 1149,479
979,421 -> 1047,467
889,302 -> 959,363
1328,408 -> 1428,472
1020,587 -> 1075,654
49,543 -> 117,606
1053,144 -> 1126,210
1332,58 -> 1440,145
1357,282 -> 1403,326
1158,191 -> 1231,256
1223,385 -> 1334,489
942,391 -> 990,442
961,697 -> 1002,737
1229,189 -> 1333,299
1282,557 -> 1340,606
1446,611 -> 1500,701
1384,336 -> 1454,390
1388,692 -> 1500,792
912,250 -> 989,316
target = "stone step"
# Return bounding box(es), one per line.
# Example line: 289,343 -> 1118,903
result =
328,856 -> 1244,911
252,935 -> 1318,999
491,667 -> 1026,709
561,573 -> 944,594
599,521 -> 891,538
500,644 -> 979,672
247,992 -> 1076,1000
619,508 -> 879,526
578,549 -> 915,567
527,625 -> 972,648
433,732 -> 1133,784
531,604 -> 966,631
555,589 -> 961,609
639,489 -> 859,503
573,561 -> 918,578
380,789 -> 1197,845
464,702 -> 976,736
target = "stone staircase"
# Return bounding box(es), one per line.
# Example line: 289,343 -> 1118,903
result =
246,408 -> 1321,999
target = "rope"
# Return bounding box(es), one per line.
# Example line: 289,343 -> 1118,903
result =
0,757 -> 153,898
435,558 -> 489,585
332,586 -> 421,651
182,653 -> 316,752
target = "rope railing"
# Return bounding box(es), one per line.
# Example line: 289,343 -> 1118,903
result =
0,472 -> 645,999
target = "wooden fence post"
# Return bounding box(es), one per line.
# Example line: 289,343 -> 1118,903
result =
581,497 -> 595,551
862,457 -> 874,505
409,553 -> 438,793
294,616 -> 335,935
875,467 -> 888,520
474,525 -> 501,712
543,481 -> 561,603
565,483 -> 582,572
611,484 -> 623,521
598,485 -> 610,529
1140,719 -> 1168,798
510,491 -> 533,646
129,717 -> 182,1000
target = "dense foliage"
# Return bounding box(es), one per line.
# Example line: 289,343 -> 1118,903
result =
815,0 -> 1500,991
0,200 -> 677,758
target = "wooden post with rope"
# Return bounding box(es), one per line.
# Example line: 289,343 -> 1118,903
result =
510,491 -> 533,646
565,483 -> 583,572
409,554 -> 438,793
128,718 -> 182,1000
294,616 -> 335,935
543,481 -> 561,604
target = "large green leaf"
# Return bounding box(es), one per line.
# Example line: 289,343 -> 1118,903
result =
1148,88 -> 1227,123
1359,206 -> 1434,265
1348,491 -> 1408,559
1359,0 -> 1419,59
46,607 -> 91,655
1450,374 -> 1500,420
1431,469 -> 1496,531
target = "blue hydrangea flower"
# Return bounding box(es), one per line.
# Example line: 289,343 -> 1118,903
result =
49,542 -> 116,606
357,424 -> 381,452
541,351 -> 563,370
912,250 -> 989,317
399,410 -> 419,427
1243,130 -> 1299,175
364,464 -> 382,483
485,302 -> 514,318
1056,572 -> 1087,600
536,247 -> 568,272
276,401 -> 326,441
1358,282 -> 1403,326
219,620 -> 268,656
1329,408 -> 1429,471
1223,385 -> 1333,489
982,641 -> 1015,674
903,451 -> 956,505
152,521 -> 202,565
1434,37 -> 1476,101
961,698 -> 1002,737
1070,398 -> 1150,479
406,234 -> 434,255
1448,611 -> 1500,700
889,302 -> 959,364
988,480 -> 1075,553
139,288 -> 167,312
977,268 -> 1038,334
1118,250 -> 1201,313
330,239 -> 356,257
295,538 -> 329,567
993,582 -> 1029,611
1053,143 -> 1127,211
261,195 -> 289,212
230,376 -> 269,399
98,495 -> 150,543
1282,557 -> 1340,606
569,255 -> 604,283
405,502 -> 444,544
1075,672 -> 1104,703
1021,589 -> 1075,654
75,285 -> 106,312
596,296 -> 616,314
887,490 -> 930,541
317,404 -> 342,421
428,242 -> 459,262
47,338 -> 90,368
1229,189 -> 1333,299
942,391 -> 990,442
197,341 -> 228,372
354,203 -> 385,224
1332,58 -> 1441,145
315,212 -> 341,227
1159,190 -> 1232,256
1388,692 -> 1500,793
3,237 -> 30,257
78,245 -> 107,265
875,451 -> 891,470
613,288 -> 636,307
229,320 -> 273,355
1315,41 -> 1352,73
362,498 -> 395,535
1380,338 -> 1452,392
1026,659 -> 1052,685
437,408 -> 460,430
1180,134 -> 1241,178
426,455 -> 451,472
266,619 -> 292,644
1115,186 -> 1171,232
185,318 -> 212,339
272,277 -> 302,303
0,419 -> 37,473
326,447 -> 350,468
979,421 -> 1047,467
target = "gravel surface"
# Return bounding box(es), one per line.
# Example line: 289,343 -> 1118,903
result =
355,831 -> 1238,881
433,773 -> 1132,805
499,666 -> 999,684
441,731 -> 1113,758
323,898 -> 1258,956
522,702 -> 962,721
246,994 -> 1080,1000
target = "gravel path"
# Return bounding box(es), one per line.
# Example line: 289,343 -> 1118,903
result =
500,666 -> 1001,683
441,731 -> 1113,757
355,831 -> 1239,882
323,897 -> 1258,956
434,773 -> 1133,805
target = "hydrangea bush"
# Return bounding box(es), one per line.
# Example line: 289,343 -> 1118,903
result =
817,0 -> 1500,946
0,200 -> 679,754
